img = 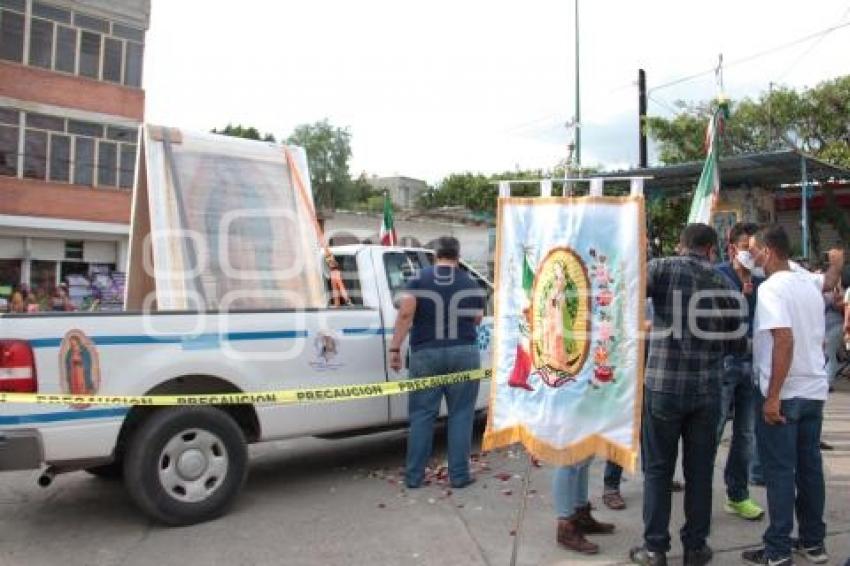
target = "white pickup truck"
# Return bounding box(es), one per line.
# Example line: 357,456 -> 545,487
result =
0,245 -> 493,525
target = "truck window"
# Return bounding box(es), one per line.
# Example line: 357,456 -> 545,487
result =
383,251 -> 426,299
324,254 -> 363,306
459,262 -> 494,317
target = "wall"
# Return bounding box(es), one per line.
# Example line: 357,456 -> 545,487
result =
0,62 -> 144,121
0,177 -> 131,223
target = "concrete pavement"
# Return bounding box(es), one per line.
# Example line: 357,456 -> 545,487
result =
1,383 -> 849,566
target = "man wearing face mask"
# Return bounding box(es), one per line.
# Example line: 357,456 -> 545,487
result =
629,223 -> 748,566
713,223 -> 766,521
742,225 -> 829,566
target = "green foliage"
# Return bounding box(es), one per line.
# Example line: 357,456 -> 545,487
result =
287,119 -> 353,211
647,196 -> 690,256
212,123 -> 276,142
646,75 -> 850,168
419,169 -> 586,215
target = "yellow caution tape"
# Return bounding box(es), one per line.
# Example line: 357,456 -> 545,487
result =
0,368 -> 491,407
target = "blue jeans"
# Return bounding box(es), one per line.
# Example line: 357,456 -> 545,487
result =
553,459 -> 592,517
755,394 -> 826,561
604,460 -> 623,492
405,344 -> 480,488
642,389 -> 721,553
824,316 -> 844,387
717,355 -> 757,502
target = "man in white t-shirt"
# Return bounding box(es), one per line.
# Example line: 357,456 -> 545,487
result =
742,225 -> 829,566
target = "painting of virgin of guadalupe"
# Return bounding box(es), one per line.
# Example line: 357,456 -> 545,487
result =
58,330 -> 101,406
132,126 -> 327,311
531,247 -> 591,386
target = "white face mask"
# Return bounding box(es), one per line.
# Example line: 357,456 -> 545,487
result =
736,249 -> 765,278
736,250 -> 755,271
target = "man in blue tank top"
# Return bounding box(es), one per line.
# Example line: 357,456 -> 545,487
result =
389,236 -> 485,489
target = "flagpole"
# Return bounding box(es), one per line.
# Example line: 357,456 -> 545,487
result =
574,0 -> 581,172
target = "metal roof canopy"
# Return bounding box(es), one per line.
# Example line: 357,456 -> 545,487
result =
599,150 -> 850,193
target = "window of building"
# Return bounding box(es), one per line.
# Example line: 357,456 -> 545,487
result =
7,107 -> 137,189
2,2 -> 146,87
0,259 -> 22,302
124,41 -> 143,87
73,12 -> 108,33
107,125 -> 137,142
0,123 -> 18,177
30,260 -> 56,295
28,17 -> 53,68
0,8 -> 25,63
32,2 -> 70,24
103,37 -> 123,82
49,133 -> 70,182
119,143 -> 135,188
97,140 -> 117,187
79,30 -> 101,79
64,241 -> 84,260
73,136 -> 94,186
23,130 -> 48,180
68,119 -> 103,137
55,25 -> 76,72
26,112 -> 65,131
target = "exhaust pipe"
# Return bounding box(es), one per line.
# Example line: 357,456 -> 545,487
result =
37,466 -> 56,488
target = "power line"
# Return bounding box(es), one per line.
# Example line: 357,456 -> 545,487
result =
777,2 -> 850,80
649,19 -> 850,93
648,94 -> 678,115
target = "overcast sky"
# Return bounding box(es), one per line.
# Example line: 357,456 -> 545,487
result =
143,0 -> 850,183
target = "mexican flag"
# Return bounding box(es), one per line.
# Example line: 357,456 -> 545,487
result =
688,100 -> 730,224
508,253 -> 535,390
379,193 -> 397,246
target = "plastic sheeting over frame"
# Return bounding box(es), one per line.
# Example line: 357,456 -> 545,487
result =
125,125 -> 327,310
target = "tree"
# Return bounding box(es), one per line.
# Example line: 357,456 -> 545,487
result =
212,123 -> 276,142
646,75 -> 850,246
286,120 -> 353,212
646,75 -> 850,168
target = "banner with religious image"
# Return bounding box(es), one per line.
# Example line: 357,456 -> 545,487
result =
483,196 -> 646,471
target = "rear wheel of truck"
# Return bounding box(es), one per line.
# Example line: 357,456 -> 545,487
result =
123,407 -> 248,526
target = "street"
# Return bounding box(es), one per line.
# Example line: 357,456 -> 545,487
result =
1,384 -> 849,566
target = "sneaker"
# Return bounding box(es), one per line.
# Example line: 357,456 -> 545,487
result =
742,548 -> 794,565
793,541 -> 829,564
725,498 -> 765,520
629,545 -> 668,566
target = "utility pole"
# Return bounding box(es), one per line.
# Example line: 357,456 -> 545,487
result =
574,0 -> 581,173
638,68 -> 648,168
767,81 -> 774,149
801,154 -> 810,260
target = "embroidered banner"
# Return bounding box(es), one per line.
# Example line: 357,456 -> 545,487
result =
483,196 -> 646,471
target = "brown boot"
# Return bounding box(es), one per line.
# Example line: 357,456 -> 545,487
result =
574,503 -> 615,534
556,517 -> 599,554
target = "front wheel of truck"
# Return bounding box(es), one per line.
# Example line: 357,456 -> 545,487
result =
123,407 -> 248,526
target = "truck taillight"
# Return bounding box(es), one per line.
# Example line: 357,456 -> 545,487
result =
0,340 -> 37,393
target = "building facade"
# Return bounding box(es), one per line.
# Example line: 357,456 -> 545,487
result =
366,175 -> 427,210
0,0 -> 149,306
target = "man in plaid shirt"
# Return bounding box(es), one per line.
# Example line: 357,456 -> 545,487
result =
630,223 -> 748,566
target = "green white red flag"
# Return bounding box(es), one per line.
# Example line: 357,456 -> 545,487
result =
688,100 -> 730,224
508,253 -> 535,390
380,193 -> 397,246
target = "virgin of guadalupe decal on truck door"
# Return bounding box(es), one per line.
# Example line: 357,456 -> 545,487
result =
58,329 -> 101,409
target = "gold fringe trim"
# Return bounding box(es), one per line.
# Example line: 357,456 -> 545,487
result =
483,424 -> 638,474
